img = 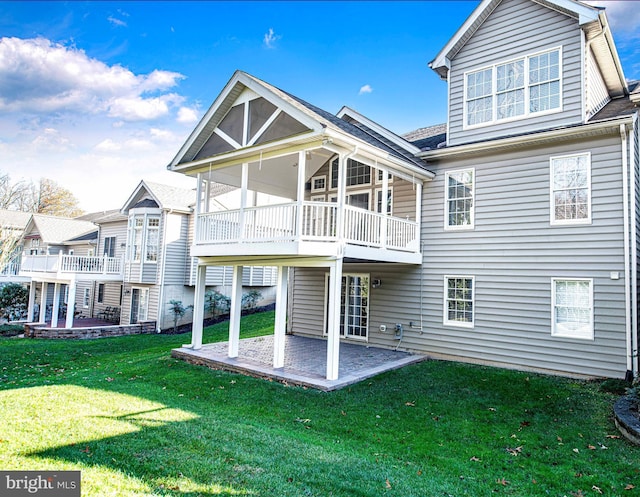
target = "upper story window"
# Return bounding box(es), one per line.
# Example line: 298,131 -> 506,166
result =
445,168 -> 474,229
128,214 -> 160,263
550,152 -> 591,225
465,48 -> 561,127
103,236 -> 116,258
330,158 -> 371,188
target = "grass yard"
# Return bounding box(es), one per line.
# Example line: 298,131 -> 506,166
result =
0,310 -> 638,496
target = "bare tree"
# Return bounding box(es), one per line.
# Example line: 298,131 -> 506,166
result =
0,226 -> 22,277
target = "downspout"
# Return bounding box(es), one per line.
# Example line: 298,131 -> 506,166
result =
630,113 -> 639,378
620,123 -> 633,379
156,209 -> 172,333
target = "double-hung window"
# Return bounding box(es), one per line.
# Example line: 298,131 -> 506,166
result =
445,168 -> 474,229
128,214 -> 160,262
444,276 -> 474,328
550,153 -> 591,225
551,279 -> 593,339
465,48 -> 561,127
145,217 -> 160,262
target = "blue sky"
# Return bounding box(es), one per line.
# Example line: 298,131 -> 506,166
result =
1,1 -> 639,212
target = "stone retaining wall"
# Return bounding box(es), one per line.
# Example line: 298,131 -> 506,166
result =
24,321 -> 157,339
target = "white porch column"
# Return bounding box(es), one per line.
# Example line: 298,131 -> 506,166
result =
415,182 -> 422,252
51,283 -> 61,328
189,264 -> 207,349
295,151 -> 306,241
336,152 -> 349,242
273,266 -> 289,369
228,265 -> 244,358
381,170 -> 389,248
27,282 -> 36,322
238,163 -> 249,241
326,258 -> 343,381
38,282 -> 47,323
65,278 -> 76,329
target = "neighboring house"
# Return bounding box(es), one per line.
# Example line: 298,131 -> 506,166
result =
169,0 -> 639,380
17,180 -> 278,331
0,209 -> 31,282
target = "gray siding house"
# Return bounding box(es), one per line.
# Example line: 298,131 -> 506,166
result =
170,0 -> 639,380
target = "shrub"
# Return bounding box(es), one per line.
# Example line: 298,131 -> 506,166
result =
241,289 -> 262,313
205,290 -> 231,317
167,299 -> 193,333
0,283 -> 28,322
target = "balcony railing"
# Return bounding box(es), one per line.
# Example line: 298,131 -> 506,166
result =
196,201 -> 419,253
20,254 -> 124,276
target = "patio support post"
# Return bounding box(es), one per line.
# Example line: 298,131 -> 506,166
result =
273,265 -> 289,369
27,282 -> 36,322
65,278 -> 76,329
51,283 -> 61,328
38,282 -> 47,323
295,150 -> 306,241
228,265 -> 244,358
326,257 -> 343,381
190,264 -> 207,350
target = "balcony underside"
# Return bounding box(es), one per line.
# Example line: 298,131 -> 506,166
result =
192,241 -> 422,265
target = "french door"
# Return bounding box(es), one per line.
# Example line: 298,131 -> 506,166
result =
325,273 -> 369,340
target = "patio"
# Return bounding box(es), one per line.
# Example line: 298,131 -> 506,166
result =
172,335 -> 426,391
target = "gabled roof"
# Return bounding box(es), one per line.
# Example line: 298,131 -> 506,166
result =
76,209 -> 127,224
0,209 -> 31,230
429,0 -> 626,97
24,215 -> 97,245
122,180 -> 196,214
169,70 -> 431,174
402,124 -> 448,151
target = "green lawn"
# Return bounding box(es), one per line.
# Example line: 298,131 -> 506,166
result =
0,310 -> 638,496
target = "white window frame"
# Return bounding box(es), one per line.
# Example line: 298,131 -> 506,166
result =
551,278 -> 594,340
444,168 -> 475,230
550,152 -> 592,226
375,187 -> 393,215
463,47 -> 562,129
311,175 -> 326,193
323,273 -> 370,341
128,212 -> 161,263
443,275 -> 475,328
345,189 -> 371,211
329,156 -> 372,190
375,169 -> 394,185
145,216 -> 160,263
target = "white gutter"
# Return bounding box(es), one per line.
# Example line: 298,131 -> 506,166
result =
630,113 -> 639,377
420,116 -> 634,159
620,123 -> 633,376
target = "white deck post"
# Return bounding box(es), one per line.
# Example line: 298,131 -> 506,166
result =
38,282 -> 47,323
189,264 -> 207,349
273,265 -> 289,368
65,278 -> 76,329
51,283 -> 61,328
238,163 -> 248,241
295,150 -> 306,241
228,265 -> 244,358
27,282 -> 36,322
326,258 -> 343,381
381,170 -> 389,248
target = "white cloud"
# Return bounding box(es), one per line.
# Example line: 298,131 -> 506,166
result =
31,127 -> 72,152
584,1 -> 640,34
263,28 -> 281,49
107,16 -> 127,28
359,84 -> 373,95
0,37 -> 186,121
177,106 -> 199,124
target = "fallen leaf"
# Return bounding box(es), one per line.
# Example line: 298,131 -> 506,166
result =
625,484 -> 635,490
598,443 -> 608,450
385,479 -> 392,489
573,448 -> 580,453
470,456 -> 481,462
587,445 -> 596,450
506,446 -> 523,456
606,434 -> 621,439
592,485 -> 602,494
520,421 -> 531,428
341,411 -> 346,416
405,401 -> 415,407
496,478 -> 509,486
105,377 -> 114,382
575,472 -> 583,478
417,470 -> 422,476
488,407 -> 496,411
557,436 -> 563,442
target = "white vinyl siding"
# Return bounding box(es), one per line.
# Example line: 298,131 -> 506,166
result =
445,168 -> 475,229
550,152 -> 591,225
551,278 -> 593,340
444,276 -> 475,328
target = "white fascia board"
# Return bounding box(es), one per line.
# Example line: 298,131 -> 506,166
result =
168,70 -> 246,169
323,128 -> 434,182
599,11 -> 628,94
419,116 -> 634,159
336,106 -> 422,155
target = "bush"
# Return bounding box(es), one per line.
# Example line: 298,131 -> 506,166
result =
241,289 -> 262,313
167,299 -> 193,333
0,283 -> 28,322
0,323 -> 24,337
205,290 -> 231,317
